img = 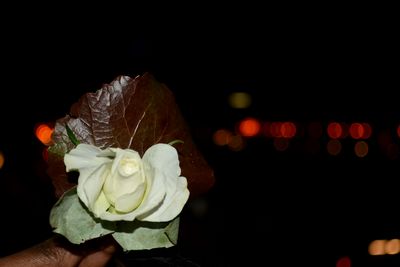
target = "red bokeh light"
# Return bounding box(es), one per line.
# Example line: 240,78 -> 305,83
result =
327,122 -> 343,139
238,118 -> 261,137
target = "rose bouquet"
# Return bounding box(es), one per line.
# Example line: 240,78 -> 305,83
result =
47,73 -> 214,253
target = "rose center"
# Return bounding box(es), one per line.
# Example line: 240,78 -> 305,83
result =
118,158 -> 140,177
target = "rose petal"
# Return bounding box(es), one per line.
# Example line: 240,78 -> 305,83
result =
78,163 -> 111,210
109,149 -> 145,198
64,144 -> 112,208
138,144 -> 189,222
92,191 -> 110,217
140,176 -> 189,222
64,144 -> 111,171
115,183 -> 146,213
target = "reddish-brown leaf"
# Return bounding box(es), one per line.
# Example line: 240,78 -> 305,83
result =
48,73 -> 214,199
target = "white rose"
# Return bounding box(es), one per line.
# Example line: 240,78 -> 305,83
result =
64,143 -> 190,222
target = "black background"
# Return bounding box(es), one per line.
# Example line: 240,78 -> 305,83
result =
0,7 -> 399,266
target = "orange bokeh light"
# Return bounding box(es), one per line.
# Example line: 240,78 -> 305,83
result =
213,129 -> 233,146
35,124 -> 54,146
238,118 -> 261,137
368,240 -> 385,255
385,239 -> 400,255
327,122 -> 343,139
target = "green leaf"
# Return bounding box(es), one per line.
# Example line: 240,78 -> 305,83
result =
49,187 -> 115,244
168,139 -> 184,146
112,217 -> 180,251
66,124 -> 80,146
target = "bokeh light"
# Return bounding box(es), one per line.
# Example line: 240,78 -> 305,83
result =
281,122 -> 296,138
327,122 -> 343,139
227,134 -> 245,151
349,123 -> 364,139
35,123 -> 54,146
238,118 -> 261,137
361,123 -> 372,139
228,92 -> 252,109
213,129 -> 233,146
397,125 -> 400,138
385,239 -> 400,255
270,122 -> 282,138
0,151 -> 4,169
369,240 -> 386,255
327,139 -> 342,156
354,141 -> 368,158
336,256 -> 351,267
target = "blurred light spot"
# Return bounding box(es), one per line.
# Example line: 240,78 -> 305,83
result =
35,124 -> 54,146
327,139 -> 342,156
369,240 -> 386,255
308,122 -> 323,138
228,92 -> 252,109
355,141 -> 368,157
238,118 -> 261,137
336,256 -> 351,267
327,122 -> 343,139
385,239 -> 400,255
270,122 -> 282,137
213,129 -> 233,146
362,123 -> 372,139
281,122 -> 296,138
273,138 -> 289,151
398,125 -> 400,138
228,135 -> 245,151
349,123 -> 364,139
0,151 -> 4,169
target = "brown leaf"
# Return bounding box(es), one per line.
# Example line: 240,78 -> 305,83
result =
48,73 -> 214,199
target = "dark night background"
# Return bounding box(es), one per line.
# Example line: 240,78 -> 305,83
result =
0,8 -> 399,266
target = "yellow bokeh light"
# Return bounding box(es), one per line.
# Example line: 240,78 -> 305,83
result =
228,92 -> 252,109
368,240 -> 385,256
0,151 -> 4,169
